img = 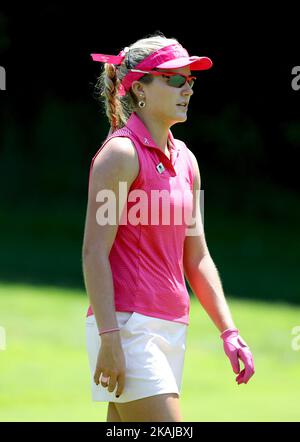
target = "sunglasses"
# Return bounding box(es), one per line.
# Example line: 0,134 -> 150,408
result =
131,69 -> 197,88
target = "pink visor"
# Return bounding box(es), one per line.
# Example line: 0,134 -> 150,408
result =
91,43 -> 213,96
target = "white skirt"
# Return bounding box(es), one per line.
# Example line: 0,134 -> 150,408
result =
85,311 -> 188,403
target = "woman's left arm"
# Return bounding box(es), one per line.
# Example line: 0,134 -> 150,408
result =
183,149 -> 255,385
183,149 -> 235,333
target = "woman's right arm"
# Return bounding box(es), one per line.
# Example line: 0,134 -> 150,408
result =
82,136 -> 139,394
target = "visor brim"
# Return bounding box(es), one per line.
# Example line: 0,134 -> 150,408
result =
156,56 -> 213,70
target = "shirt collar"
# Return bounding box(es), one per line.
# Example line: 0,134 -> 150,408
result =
125,112 -> 181,153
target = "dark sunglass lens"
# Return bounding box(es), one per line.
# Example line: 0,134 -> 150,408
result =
168,75 -> 186,88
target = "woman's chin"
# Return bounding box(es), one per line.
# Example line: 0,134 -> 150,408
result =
176,114 -> 188,122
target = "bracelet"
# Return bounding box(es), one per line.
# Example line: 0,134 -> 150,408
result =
99,327 -> 120,336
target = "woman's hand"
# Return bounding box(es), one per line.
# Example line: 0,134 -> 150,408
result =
220,328 -> 255,385
94,332 -> 126,398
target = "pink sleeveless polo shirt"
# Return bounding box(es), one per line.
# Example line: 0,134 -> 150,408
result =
86,112 -> 194,325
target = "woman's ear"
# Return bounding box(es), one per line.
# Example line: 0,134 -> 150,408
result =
131,80 -> 145,100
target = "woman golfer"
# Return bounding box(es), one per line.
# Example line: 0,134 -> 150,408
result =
82,32 -> 255,422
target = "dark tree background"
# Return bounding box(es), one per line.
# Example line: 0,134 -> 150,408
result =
0,5 -> 299,304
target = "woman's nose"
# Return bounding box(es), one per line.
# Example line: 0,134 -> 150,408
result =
182,84 -> 194,96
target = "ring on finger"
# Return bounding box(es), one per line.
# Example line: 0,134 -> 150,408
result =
101,375 -> 110,385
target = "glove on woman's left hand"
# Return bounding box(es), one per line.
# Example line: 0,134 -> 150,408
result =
220,328 -> 255,385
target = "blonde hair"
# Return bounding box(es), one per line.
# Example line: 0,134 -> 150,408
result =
93,31 -> 180,132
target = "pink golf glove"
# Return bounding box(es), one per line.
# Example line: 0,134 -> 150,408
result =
220,328 -> 255,385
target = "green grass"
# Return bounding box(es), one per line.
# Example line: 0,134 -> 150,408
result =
0,282 -> 300,422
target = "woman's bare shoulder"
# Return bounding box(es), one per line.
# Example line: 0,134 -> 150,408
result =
91,136 -> 139,185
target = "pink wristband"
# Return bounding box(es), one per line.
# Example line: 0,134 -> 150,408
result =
99,327 -> 120,336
